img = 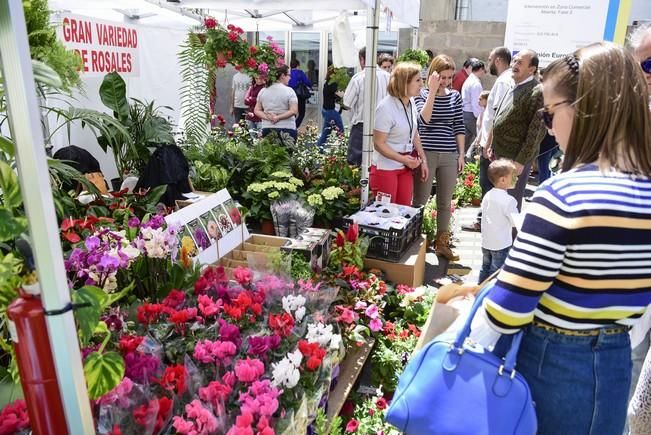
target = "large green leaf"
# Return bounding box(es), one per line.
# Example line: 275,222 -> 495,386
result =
0,136 -> 15,157
0,209 -> 27,243
99,72 -> 129,120
0,160 -> 21,209
72,286 -> 106,346
83,351 -> 125,400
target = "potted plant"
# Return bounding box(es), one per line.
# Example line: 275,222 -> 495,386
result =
396,49 -> 430,68
97,72 -> 174,187
453,161 -> 482,206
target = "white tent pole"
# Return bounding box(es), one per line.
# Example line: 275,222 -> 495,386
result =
0,1 -> 94,433
360,0 -> 380,208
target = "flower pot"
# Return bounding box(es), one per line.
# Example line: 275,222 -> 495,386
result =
260,220 -> 275,235
470,198 -> 481,207
110,177 -> 122,192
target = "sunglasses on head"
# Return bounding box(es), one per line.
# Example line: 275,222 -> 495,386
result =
642,58 -> 651,74
538,100 -> 572,129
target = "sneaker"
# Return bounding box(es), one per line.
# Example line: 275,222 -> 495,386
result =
461,222 -> 481,232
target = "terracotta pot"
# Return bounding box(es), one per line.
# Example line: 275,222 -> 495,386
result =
470,198 -> 481,207
260,220 -> 275,235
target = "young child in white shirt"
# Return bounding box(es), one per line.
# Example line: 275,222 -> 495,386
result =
478,159 -> 518,283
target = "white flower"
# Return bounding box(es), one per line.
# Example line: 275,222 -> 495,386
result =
329,333 -> 342,350
322,186 -> 344,201
139,227 -> 168,259
306,323 -> 334,348
288,349 -> 303,366
295,306 -> 306,323
271,350 -> 303,389
120,244 -> 141,261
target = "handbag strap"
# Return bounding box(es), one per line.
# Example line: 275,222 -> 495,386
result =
451,279 -> 523,374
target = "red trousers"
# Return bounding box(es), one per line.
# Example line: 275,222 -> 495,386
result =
369,165 -> 413,205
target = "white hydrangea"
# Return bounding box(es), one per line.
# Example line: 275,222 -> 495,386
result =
322,186 -> 344,201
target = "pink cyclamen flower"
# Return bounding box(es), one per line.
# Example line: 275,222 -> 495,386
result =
96,377 -> 134,408
369,318 -> 383,332
232,266 -> 252,286
234,358 -> 265,383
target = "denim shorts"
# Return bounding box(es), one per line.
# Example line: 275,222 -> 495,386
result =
516,324 -> 632,435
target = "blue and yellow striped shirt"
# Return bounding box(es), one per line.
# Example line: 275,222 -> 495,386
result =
485,163 -> 651,333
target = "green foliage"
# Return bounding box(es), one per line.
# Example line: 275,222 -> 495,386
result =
178,33 -> 213,148
97,73 -> 174,176
83,350 -> 125,400
371,324 -> 419,392
327,67 -> 351,91
421,196 -> 438,242
453,161 -> 481,206
99,72 -> 130,119
313,408 -> 343,435
23,0 -> 82,91
0,253 -> 22,309
397,48 -> 430,68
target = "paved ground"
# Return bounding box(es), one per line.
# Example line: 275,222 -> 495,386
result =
424,184 -> 537,286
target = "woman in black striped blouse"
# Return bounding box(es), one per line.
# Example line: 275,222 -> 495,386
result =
414,54 -> 465,261
482,42 -> 651,435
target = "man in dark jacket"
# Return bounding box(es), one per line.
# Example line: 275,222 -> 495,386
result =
489,49 -> 546,210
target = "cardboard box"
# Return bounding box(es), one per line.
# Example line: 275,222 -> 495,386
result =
281,228 -> 331,272
217,234 -> 290,277
363,235 -> 426,287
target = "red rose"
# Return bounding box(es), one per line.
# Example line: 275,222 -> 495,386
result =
228,31 -> 239,42
249,46 -> 258,54
204,17 -> 217,29
246,58 -> 257,69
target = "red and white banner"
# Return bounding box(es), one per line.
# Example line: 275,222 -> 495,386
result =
57,14 -> 140,77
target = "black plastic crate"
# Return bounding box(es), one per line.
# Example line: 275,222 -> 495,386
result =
342,206 -> 423,262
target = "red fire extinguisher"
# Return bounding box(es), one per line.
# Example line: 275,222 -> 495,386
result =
7,284 -> 69,435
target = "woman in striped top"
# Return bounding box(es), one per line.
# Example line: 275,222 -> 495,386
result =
482,42 -> 651,434
414,55 -> 465,261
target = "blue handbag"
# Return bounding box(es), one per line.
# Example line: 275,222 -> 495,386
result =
385,283 -> 537,434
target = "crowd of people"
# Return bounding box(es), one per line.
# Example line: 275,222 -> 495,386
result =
220,24 -> 651,434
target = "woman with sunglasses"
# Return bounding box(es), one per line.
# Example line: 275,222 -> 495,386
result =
480,42 -> 651,434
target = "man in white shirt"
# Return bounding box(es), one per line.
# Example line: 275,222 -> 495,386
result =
461,60 -> 486,148
343,47 -> 391,166
231,71 -> 251,124
463,46 -> 513,232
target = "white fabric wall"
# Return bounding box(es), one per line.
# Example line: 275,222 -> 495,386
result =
50,12 -> 191,180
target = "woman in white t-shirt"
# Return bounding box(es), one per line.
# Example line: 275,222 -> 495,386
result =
254,65 -> 299,144
370,62 -> 429,205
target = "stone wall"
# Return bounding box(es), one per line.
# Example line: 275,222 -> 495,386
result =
418,20 -> 506,88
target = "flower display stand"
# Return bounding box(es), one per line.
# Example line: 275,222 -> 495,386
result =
326,338 -> 375,427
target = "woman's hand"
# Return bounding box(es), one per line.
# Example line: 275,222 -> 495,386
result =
420,160 -> 429,181
402,155 -> 422,170
458,155 -> 465,173
428,71 -> 441,91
